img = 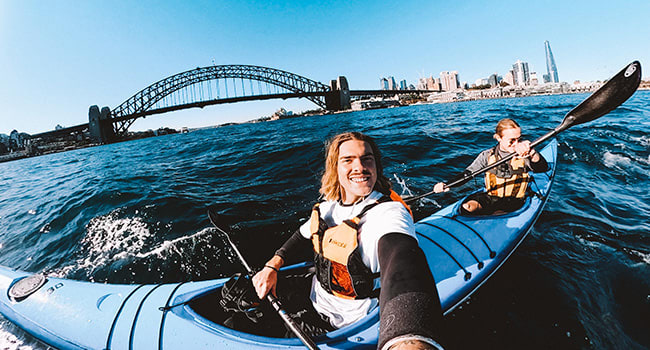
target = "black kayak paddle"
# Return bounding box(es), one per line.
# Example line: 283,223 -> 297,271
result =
405,60 -> 642,204
207,209 -> 320,350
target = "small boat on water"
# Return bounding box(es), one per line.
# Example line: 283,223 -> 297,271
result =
0,139 -> 557,350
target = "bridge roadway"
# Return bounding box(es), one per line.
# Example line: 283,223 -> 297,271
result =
30,89 -> 434,140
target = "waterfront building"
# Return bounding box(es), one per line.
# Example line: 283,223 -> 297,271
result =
529,72 -> 539,86
504,70 -> 515,86
512,60 -> 530,86
387,76 -> 398,90
545,40 -> 560,83
475,78 -> 489,86
380,77 -> 389,90
418,76 -> 437,91
8,130 -> 29,151
488,73 -> 501,87
400,79 -> 407,90
440,71 -> 460,91
417,77 -> 427,90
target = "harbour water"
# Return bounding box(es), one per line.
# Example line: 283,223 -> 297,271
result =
0,91 -> 648,349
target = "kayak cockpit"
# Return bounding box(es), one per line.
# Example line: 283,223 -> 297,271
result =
177,263 -> 379,345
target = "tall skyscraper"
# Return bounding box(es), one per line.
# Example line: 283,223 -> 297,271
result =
544,40 -> 559,83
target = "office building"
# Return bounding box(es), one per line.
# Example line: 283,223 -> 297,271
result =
512,60 -> 530,86
440,71 -> 460,91
544,40 -> 560,83
380,78 -> 389,90
388,76 -> 398,90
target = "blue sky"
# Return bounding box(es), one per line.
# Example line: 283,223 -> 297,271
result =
1,0 -> 648,135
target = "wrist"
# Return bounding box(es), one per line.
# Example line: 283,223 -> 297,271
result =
264,265 -> 279,273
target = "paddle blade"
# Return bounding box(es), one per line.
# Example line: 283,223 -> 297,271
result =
557,61 -> 641,133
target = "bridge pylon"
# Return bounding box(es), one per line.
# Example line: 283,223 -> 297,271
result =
89,105 -> 116,144
325,76 -> 351,111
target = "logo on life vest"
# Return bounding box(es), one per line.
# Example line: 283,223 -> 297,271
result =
328,238 -> 347,248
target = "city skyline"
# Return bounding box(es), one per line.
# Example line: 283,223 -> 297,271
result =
1,1 -> 649,135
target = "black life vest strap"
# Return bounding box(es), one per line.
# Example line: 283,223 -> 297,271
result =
355,195 -> 392,219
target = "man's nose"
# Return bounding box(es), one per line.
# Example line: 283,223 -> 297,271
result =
351,158 -> 363,169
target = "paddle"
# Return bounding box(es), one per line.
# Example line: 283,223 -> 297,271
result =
207,209 -> 320,350
405,60 -> 642,204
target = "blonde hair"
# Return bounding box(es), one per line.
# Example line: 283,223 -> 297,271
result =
494,118 -> 521,139
319,132 -> 391,201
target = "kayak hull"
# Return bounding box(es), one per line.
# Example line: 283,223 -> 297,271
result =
0,139 -> 557,349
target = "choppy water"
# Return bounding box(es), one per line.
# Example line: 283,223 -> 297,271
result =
0,91 -> 648,349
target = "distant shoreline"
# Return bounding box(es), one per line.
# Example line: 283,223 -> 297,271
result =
2,87 -> 648,165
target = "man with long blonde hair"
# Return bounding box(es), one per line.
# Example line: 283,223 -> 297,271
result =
253,132 -> 444,350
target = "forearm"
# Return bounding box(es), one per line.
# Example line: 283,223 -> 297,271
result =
529,152 -> 548,172
274,229 -> 310,264
264,254 -> 284,270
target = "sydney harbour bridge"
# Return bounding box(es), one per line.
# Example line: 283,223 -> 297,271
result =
31,64 -> 431,143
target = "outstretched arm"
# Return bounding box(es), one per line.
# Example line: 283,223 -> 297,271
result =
378,233 -> 444,350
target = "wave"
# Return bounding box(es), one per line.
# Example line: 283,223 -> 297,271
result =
49,210 -> 154,280
602,151 -> 649,176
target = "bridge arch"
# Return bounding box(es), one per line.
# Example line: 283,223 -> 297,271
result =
110,65 -> 331,135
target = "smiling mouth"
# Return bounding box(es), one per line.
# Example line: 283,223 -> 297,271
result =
350,176 -> 370,183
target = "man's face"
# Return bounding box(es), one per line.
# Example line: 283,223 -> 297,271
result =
337,140 -> 377,204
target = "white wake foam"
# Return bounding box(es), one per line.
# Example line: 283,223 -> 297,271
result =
135,227 -> 214,259
51,211 -> 153,278
0,322 -> 38,350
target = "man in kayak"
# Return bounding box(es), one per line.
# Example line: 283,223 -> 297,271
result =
434,118 -> 548,215
252,131 -> 445,350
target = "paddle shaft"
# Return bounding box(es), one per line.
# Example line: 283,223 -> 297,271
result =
208,210 -> 320,350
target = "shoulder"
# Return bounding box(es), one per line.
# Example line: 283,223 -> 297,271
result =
471,148 -> 494,163
299,199 -> 336,237
318,199 -> 337,213
361,201 -> 414,237
467,148 -> 493,171
362,192 -> 410,219
370,201 -> 412,218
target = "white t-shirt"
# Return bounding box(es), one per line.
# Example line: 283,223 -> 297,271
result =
298,190 -> 416,328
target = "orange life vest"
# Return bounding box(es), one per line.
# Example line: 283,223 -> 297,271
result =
310,190 -> 411,300
484,146 -> 530,198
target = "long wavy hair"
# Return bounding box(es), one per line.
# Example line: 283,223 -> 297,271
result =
319,132 -> 392,201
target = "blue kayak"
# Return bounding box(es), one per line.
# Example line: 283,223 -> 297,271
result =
0,140 -> 557,349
